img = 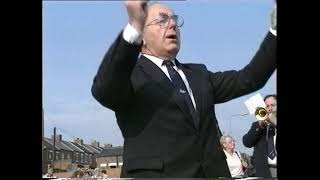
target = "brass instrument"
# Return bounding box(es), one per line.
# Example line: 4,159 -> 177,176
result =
255,107 -> 269,121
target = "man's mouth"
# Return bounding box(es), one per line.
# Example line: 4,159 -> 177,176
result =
166,34 -> 177,39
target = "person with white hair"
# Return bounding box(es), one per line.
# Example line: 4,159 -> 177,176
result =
220,135 -> 248,179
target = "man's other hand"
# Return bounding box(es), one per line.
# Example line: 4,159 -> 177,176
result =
125,0 -> 149,34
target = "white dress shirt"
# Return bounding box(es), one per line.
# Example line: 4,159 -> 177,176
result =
223,150 -> 245,178
268,132 -> 277,165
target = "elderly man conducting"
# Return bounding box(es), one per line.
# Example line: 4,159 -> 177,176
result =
91,0 -> 277,178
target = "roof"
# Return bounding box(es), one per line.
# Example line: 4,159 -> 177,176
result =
62,141 -> 85,153
71,142 -> 94,154
97,147 -> 123,157
82,144 -> 102,154
43,136 -> 115,155
44,138 -> 73,152
59,141 -> 76,152
90,145 -> 104,152
43,138 -> 61,150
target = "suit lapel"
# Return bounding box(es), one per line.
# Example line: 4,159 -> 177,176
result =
138,56 -> 196,128
138,56 -> 172,93
178,61 -> 203,128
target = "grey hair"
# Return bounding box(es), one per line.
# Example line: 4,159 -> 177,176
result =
220,134 -> 234,147
147,1 -> 162,8
147,1 -> 174,12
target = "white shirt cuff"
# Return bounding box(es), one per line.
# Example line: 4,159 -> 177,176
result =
122,23 -> 142,45
269,27 -> 277,36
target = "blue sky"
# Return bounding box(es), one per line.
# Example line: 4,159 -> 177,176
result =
43,0 -> 276,155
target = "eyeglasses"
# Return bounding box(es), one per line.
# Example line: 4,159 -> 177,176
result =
145,12 -> 184,28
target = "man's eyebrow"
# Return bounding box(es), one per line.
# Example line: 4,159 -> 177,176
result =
159,12 -> 168,16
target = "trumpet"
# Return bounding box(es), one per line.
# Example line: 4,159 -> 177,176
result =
255,107 -> 269,121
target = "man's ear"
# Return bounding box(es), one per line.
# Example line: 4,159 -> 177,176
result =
142,38 -> 146,46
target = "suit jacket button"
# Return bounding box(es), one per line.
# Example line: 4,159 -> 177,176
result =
195,132 -> 199,136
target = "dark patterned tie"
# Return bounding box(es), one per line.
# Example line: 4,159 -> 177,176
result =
267,127 -> 276,160
162,60 -> 198,126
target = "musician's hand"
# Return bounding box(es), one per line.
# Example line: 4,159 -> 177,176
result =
267,112 -> 277,127
258,120 -> 268,128
125,0 -> 149,34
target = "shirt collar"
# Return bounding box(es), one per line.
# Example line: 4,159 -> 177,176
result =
142,54 -> 177,68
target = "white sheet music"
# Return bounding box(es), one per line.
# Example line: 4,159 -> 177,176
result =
244,93 -> 266,115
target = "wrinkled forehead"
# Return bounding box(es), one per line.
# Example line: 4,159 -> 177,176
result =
265,97 -> 277,104
147,3 -> 175,19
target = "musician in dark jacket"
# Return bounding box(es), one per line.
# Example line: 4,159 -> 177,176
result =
243,94 -> 277,178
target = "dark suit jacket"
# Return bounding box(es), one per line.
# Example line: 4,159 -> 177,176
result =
91,31 -> 276,178
242,121 -> 276,178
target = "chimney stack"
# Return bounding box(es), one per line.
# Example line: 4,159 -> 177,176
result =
74,137 -> 82,144
104,144 -> 112,148
91,140 -> 100,147
52,134 -> 62,143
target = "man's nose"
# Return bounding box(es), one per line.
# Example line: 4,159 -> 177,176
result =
168,18 -> 177,29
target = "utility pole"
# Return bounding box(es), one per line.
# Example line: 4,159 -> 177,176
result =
116,155 -> 119,168
52,127 -> 56,172
229,119 -> 232,135
42,108 -> 44,174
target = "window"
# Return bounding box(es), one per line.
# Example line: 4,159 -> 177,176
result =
61,152 -> 64,160
89,155 -> 92,163
48,150 -> 53,160
56,151 -> 59,160
81,153 -> 84,163
75,152 -> 79,162
85,153 -> 88,162
67,153 -> 71,160
108,162 -> 117,168
119,156 -> 123,162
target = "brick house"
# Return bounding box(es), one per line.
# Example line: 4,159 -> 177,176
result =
42,135 -> 74,173
72,138 -> 95,169
43,137 -> 60,174
42,134 -> 120,176
42,135 -> 95,173
62,139 -> 86,171
81,140 -> 104,168
96,146 -> 123,169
